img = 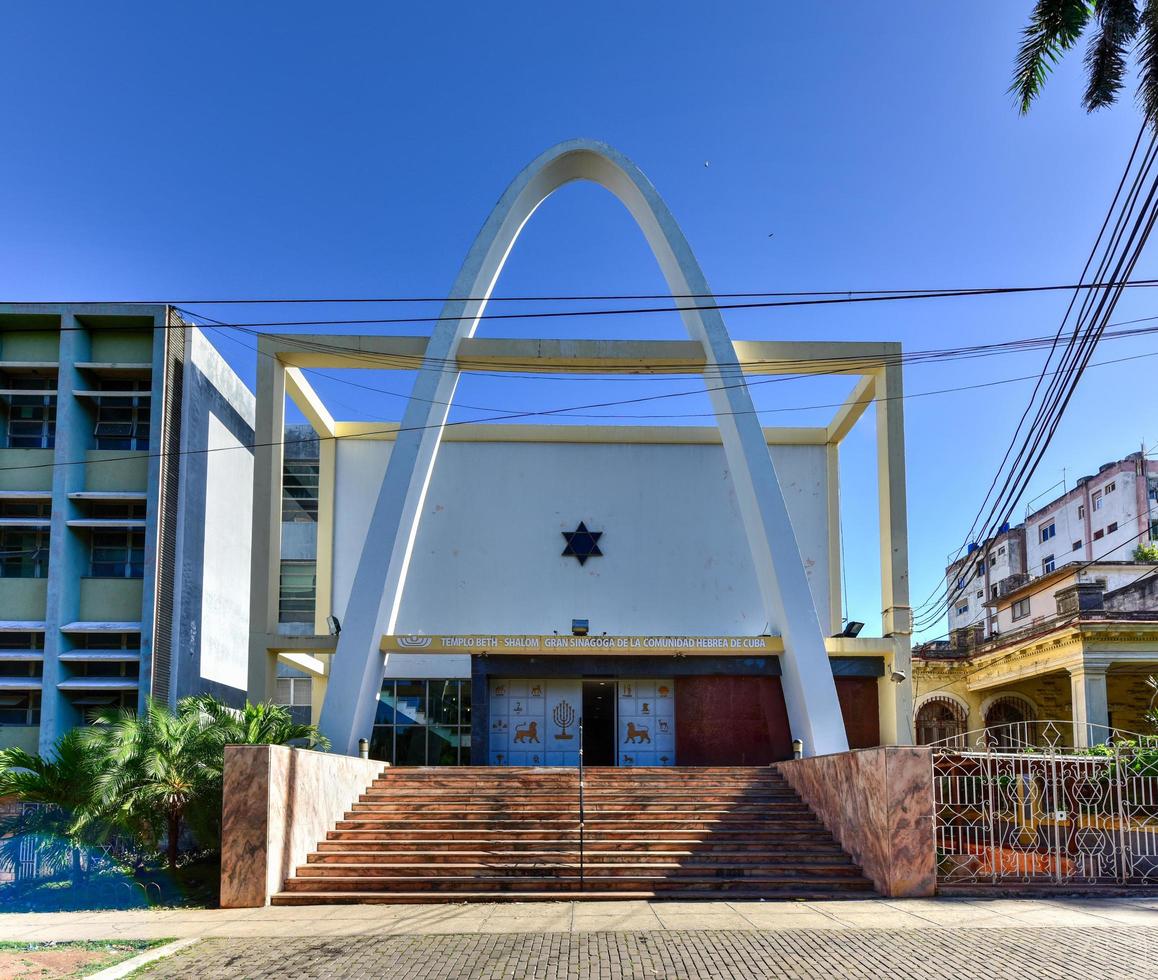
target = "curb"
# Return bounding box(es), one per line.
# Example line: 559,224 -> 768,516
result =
86,938 -> 200,979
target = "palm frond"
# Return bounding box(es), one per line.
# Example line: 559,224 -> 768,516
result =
1085,0 -> 1141,109
1137,0 -> 1158,123
1012,0 -> 1096,113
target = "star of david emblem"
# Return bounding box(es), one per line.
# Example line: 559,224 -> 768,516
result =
561,521 -> 603,565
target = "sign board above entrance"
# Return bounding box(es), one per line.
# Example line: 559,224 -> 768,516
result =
380,634 -> 785,655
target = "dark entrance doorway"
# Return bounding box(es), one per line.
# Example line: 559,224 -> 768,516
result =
582,681 -> 616,766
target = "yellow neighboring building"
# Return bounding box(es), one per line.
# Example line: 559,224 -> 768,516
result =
913,561 -> 1158,748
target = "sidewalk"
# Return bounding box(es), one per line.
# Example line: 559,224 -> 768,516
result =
2,896 -> 1157,941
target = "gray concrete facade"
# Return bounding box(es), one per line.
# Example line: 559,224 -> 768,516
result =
0,304 -> 255,753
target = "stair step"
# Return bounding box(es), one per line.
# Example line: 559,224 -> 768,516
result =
295,862 -> 864,878
326,829 -> 841,842
283,873 -> 873,891
311,845 -> 849,860
282,765 -> 872,903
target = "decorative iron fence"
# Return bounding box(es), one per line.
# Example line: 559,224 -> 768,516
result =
931,723 -> 1158,886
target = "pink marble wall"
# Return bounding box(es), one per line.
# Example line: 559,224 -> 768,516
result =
776,746 -> 935,897
220,745 -> 387,907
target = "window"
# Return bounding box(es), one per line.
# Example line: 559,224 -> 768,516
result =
278,559 -> 316,624
7,379 -> 56,449
955,603 -> 969,616
0,691 -> 40,726
1105,480 -> 1117,494
93,380 -> 150,451
991,585 -> 998,599
956,576 -> 965,589
1149,478 -> 1158,502
1078,504 -> 1086,519
915,699 -> 967,747
1042,554 -> 1055,574
370,679 -> 472,766
0,500 -> 49,519
0,527 -> 49,578
1073,540 -> 1082,551
88,502 -> 146,520
69,660 -> 138,678
997,545 -> 1007,557
0,632 -> 45,652
283,461 -> 320,522
1108,521 -> 1118,533
976,590 -> 984,599
276,667 -> 313,725
1012,598 -> 1031,620
1040,522 -> 1056,543
0,660 -> 43,678
90,528 -> 145,577
1094,528 -> 1105,541
74,632 -> 138,652
984,696 -> 1038,748
1152,519 -> 1158,541
70,691 -> 136,725
1093,491 -> 1104,511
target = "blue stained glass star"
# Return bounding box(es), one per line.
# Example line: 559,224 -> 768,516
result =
562,521 -> 603,565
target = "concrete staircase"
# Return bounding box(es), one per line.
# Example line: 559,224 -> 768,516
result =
271,766 -> 873,904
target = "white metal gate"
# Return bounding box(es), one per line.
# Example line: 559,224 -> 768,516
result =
933,736 -> 1158,885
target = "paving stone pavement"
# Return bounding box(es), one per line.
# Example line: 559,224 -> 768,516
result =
136,927 -> 1158,979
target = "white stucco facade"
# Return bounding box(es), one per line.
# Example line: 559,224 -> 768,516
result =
331,438 -> 831,649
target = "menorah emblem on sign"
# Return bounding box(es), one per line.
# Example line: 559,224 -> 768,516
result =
553,700 -> 575,740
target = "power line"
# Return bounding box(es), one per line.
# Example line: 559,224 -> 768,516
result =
913,126 -> 1158,629
170,281 -> 1158,330
21,276 -> 1158,306
2,339 -> 1157,476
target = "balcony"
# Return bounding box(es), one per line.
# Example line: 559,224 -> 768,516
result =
78,578 -> 144,623
0,449 -> 54,491
0,578 -> 47,621
84,450 -> 148,492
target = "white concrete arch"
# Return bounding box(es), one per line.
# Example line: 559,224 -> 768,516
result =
318,139 -> 849,757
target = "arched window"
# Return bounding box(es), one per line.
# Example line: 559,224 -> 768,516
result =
915,697 -> 967,747
984,695 -> 1038,748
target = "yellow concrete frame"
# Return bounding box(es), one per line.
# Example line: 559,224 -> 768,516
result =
248,335 -> 912,740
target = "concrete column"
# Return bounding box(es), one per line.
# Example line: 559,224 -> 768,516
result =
247,348 -> 285,702
40,314 -> 92,752
876,362 -> 913,745
1069,663 -> 1110,747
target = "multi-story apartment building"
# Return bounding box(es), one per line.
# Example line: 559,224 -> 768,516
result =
915,562 -> 1158,748
0,304 -> 255,754
919,450 -> 1158,749
943,451 -> 1158,638
1024,452 -> 1158,576
945,523 -> 1027,636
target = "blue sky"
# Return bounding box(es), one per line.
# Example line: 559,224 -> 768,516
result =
1,2 -> 1154,640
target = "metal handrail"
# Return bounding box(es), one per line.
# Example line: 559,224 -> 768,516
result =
925,719 -> 1156,752
578,715 -> 585,891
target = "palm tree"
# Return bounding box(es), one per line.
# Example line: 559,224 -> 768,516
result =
179,696 -> 329,851
82,699 -> 221,871
1013,1 -> 1158,121
82,696 -> 328,869
189,695 -> 329,760
0,730 -> 102,883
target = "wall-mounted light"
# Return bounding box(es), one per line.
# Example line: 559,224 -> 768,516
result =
838,621 -> 865,638
890,669 -> 907,684
326,615 -> 342,636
